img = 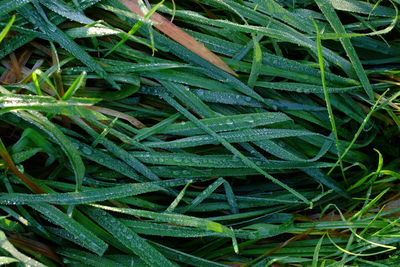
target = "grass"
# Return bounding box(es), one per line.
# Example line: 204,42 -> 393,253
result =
0,0 -> 399,266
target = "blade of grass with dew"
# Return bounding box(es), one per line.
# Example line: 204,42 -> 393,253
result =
17,4 -> 119,89
89,203 -> 239,253
82,207 -> 178,267
160,92 -> 311,206
143,128 -> 321,149
159,112 -> 291,136
0,0 -> 102,59
315,0 -> 374,99
29,203 -> 107,256
314,20 -> 345,180
40,0 -> 94,24
71,117 -> 160,181
0,0 -> 30,17
14,111 -> 85,191
0,178 -> 193,205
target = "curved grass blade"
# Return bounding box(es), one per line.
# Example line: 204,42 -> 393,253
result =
16,111 -> 85,191
83,207 -> 178,267
30,204 -> 107,256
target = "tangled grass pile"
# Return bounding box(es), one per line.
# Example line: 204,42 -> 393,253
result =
0,0 -> 399,266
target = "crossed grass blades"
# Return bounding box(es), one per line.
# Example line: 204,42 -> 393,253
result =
0,0 -> 399,266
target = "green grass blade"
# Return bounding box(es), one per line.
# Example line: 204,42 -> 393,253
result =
62,71 -> 87,100
83,207 -> 178,267
314,20 -> 345,180
30,203 -> 107,256
0,14 -> 15,43
315,0 -> 374,99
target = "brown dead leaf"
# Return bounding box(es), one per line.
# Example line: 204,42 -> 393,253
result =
120,0 -> 236,76
8,234 -> 64,266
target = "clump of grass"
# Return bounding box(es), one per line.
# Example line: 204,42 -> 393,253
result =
0,0 -> 399,266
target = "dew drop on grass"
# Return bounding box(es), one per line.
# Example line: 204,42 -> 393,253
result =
226,119 -> 234,125
244,116 -> 255,124
82,147 -> 93,155
173,157 -> 183,163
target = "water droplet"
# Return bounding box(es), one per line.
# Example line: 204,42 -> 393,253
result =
244,116 -> 255,123
126,235 -> 133,240
256,161 -> 262,165
16,164 -> 24,173
173,157 -> 183,163
82,147 -> 93,155
192,158 -> 200,164
197,90 -> 204,96
72,142 -> 80,149
244,96 -> 252,102
226,119 -> 234,125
